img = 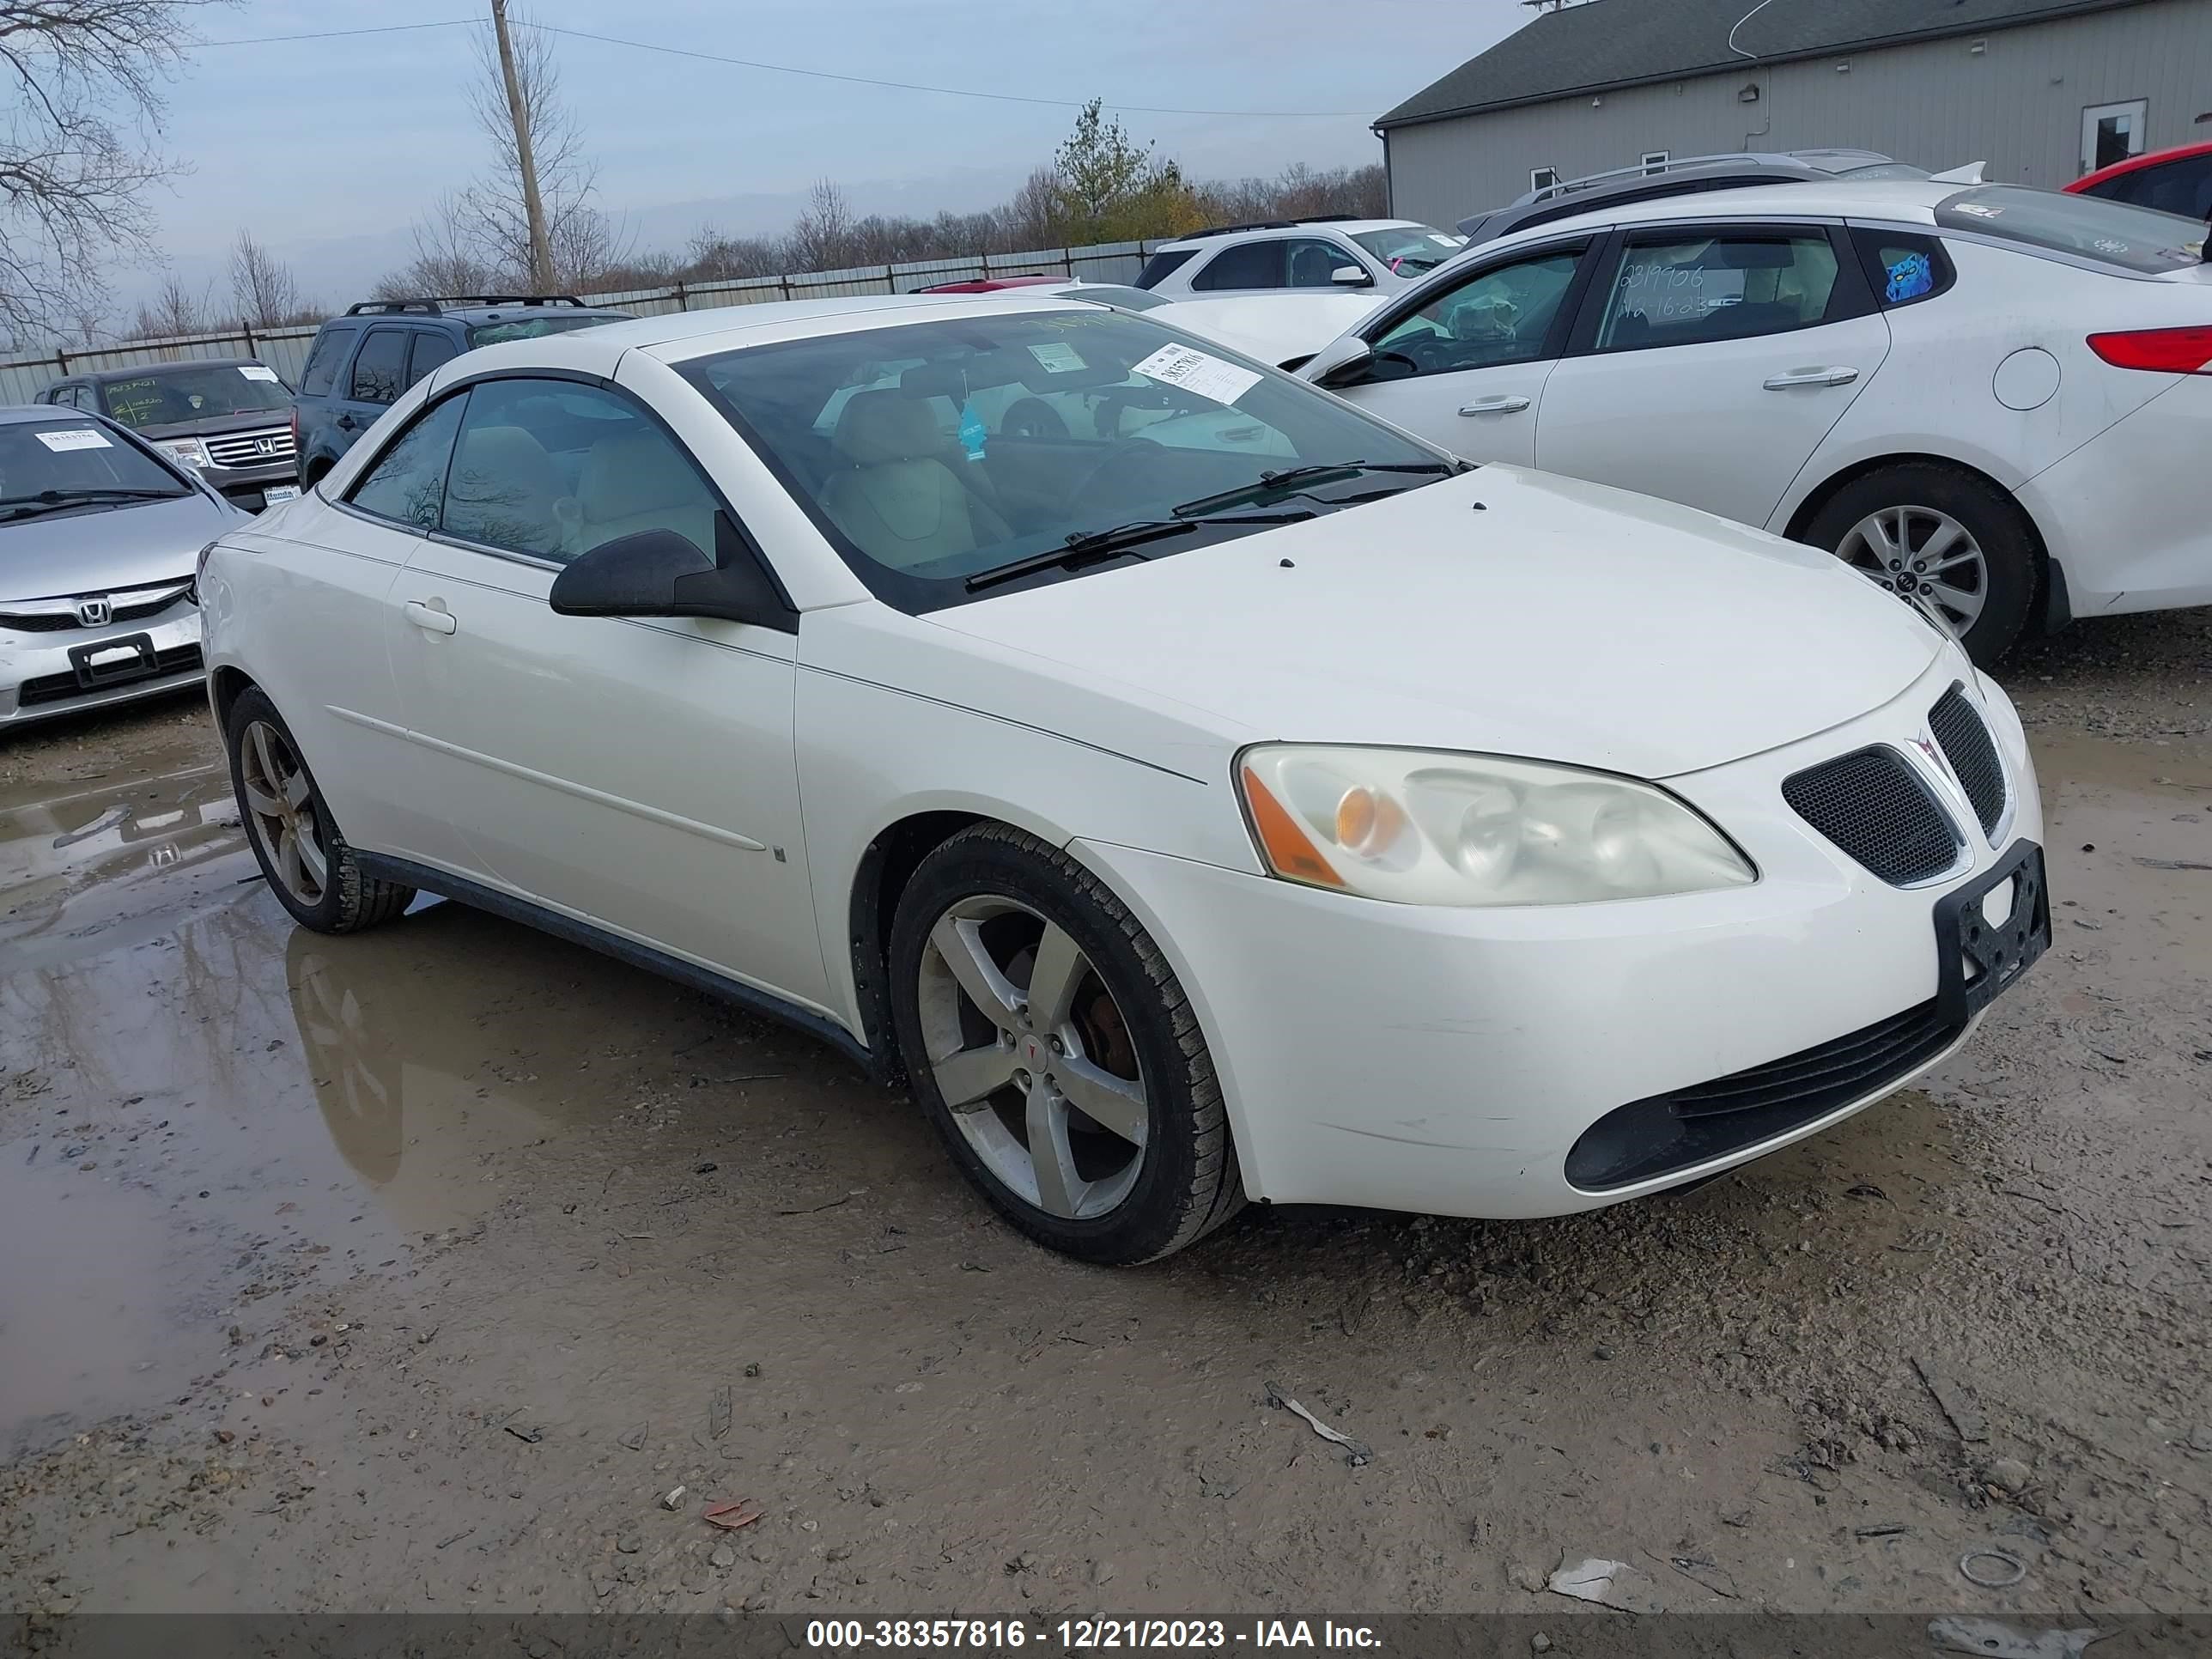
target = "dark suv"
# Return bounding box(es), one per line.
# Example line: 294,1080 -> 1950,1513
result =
290,295 -> 632,484
39,358 -> 301,510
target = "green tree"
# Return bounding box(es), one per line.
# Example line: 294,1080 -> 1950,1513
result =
1051,100 -> 1197,244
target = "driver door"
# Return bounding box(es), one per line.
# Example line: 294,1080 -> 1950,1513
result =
1325,239 -> 1596,467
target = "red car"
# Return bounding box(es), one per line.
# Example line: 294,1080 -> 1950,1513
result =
2066,139 -> 2212,222
910,274 -> 1065,295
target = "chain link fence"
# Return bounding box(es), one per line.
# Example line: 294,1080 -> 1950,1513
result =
0,240 -> 1157,405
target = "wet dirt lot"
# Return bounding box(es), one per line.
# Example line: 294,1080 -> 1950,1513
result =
1,611 -> 2208,1621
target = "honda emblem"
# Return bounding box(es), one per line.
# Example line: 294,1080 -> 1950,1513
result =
75,596 -> 112,628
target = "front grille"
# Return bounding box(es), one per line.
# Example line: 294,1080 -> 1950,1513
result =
17,643 -> 203,707
1783,746 -> 1960,885
1565,997 -> 1964,1190
0,585 -> 192,633
1929,683 -> 2006,837
204,427 -> 295,468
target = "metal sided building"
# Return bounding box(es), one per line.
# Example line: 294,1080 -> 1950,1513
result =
1376,0 -> 2212,228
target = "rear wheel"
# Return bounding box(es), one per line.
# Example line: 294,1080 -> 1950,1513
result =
1802,463 -> 2038,667
225,687 -> 413,933
887,824 -> 1243,1264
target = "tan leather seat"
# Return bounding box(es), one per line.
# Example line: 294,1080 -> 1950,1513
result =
446,423 -> 565,556
576,431 -> 719,556
819,391 -> 1009,570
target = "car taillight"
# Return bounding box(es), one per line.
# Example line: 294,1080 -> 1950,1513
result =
289,405 -> 301,454
2086,325 -> 2212,374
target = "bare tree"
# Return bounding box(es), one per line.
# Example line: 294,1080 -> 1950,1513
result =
785,179 -> 854,271
375,191 -> 500,301
128,273 -> 216,338
0,0 -> 229,343
228,227 -> 302,326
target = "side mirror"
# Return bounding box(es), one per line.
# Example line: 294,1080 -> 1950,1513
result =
548,524 -> 797,631
1330,264 -> 1375,289
1310,341 -> 1376,389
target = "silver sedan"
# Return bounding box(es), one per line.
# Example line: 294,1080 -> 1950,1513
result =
1,405 -> 244,729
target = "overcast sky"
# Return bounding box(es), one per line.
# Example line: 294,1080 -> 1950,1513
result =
127,0 -> 1526,306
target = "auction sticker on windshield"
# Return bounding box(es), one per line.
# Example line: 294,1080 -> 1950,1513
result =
34,428 -> 113,453
1133,344 -> 1261,406
1027,342 -> 1087,374
238,365 -> 280,382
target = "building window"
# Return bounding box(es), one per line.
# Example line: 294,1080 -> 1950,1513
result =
1641,150 -> 1669,174
1531,167 -> 1561,192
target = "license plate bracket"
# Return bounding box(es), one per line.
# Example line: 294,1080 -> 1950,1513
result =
1933,839 -> 2050,1025
67,630 -> 158,690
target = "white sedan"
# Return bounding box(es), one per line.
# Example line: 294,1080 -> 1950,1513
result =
199,295 -> 2050,1263
1301,178 -> 2212,664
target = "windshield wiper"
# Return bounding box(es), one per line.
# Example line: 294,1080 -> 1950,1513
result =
0,486 -> 185,522
963,511 -> 1314,593
1170,459 -> 1462,518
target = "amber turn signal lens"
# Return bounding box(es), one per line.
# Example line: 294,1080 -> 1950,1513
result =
1242,767 -> 1343,888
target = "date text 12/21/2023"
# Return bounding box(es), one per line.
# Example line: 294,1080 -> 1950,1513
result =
804,1620 -> 1384,1650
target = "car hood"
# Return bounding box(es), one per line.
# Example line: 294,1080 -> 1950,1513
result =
922,466 -> 1944,780
123,410 -> 293,441
0,490 -> 240,602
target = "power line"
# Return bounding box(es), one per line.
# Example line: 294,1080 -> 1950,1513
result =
200,20 -> 478,47
521,21 -> 1372,118
198,15 -> 1372,119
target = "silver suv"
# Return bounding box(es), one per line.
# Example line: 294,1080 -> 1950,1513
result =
1133,216 -> 1468,299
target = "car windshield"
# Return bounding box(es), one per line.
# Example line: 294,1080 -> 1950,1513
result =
98,364 -> 290,427
1935,185 -> 2206,271
1351,226 -> 1467,276
680,307 -> 1455,609
0,420 -> 190,522
1060,284 -> 1170,311
466,313 -> 630,346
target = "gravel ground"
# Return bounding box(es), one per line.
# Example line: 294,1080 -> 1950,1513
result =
1,608 -> 2207,1622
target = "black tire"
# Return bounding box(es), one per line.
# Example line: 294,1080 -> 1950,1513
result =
1801,462 -> 2039,668
224,686 -> 414,934
887,823 -> 1243,1265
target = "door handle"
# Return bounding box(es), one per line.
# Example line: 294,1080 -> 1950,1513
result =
404,600 -> 457,635
1458,395 -> 1532,416
1762,367 -> 1859,390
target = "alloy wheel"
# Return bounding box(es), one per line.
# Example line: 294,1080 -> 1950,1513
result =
915,894 -> 1149,1220
1836,504 -> 1990,633
239,719 -> 330,908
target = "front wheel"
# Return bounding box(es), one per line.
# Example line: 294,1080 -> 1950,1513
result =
1802,463 -> 2039,667
887,824 -> 1243,1264
225,687 -> 414,934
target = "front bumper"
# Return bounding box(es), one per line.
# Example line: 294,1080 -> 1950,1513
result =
1,605 -> 206,728
201,458 -> 300,511
1073,658 -> 2042,1219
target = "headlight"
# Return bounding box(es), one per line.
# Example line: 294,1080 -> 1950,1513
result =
1237,744 -> 1757,906
155,438 -> 211,469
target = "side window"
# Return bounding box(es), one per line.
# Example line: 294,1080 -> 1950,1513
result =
1595,232 -> 1842,352
349,330 -> 409,404
407,331 -> 459,387
1133,247 -> 1197,289
2097,155 -> 2212,220
347,393 -> 468,529
1850,229 -> 1954,309
1191,241 -> 1285,291
1285,238 -> 1352,288
1371,249 -> 1583,377
300,328 -> 350,398
442,377 -> 722,565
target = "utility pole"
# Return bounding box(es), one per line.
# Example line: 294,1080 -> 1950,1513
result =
490,0 -> 556,293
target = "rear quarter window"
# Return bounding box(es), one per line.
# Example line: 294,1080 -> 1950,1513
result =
1133,248 -> 1197,289
1934,185 -> 2205,273
1850,229 -> 1955,308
